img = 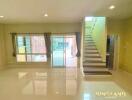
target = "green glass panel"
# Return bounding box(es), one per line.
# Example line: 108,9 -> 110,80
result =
17,36 -> 25,53
25,35 -> 31,53
52,37 -> 64,67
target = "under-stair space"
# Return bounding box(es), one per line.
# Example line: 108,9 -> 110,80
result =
83,34 -> 110,75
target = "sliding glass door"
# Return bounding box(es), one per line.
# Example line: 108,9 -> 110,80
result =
51,34 -> 77,67
51,36 -> 65,67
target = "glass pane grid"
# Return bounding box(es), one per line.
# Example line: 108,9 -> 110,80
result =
16,34 -> 47,62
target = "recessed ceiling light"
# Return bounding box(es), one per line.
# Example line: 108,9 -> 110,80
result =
109,5 -> 115,10
56,92 -> 59,94
0,16 -> 4,18
44,13 -> 48,17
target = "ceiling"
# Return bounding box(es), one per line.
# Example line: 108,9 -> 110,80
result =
0,0 -> 132,23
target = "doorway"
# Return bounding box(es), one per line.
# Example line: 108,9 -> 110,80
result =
51,34 -> 77,68
106,35 -> 119,70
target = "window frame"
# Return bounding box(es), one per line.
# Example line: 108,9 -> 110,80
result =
16,33 -> 47,63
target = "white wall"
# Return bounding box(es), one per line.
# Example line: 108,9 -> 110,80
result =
4,23 -> 81,66
107,19 -> 123,35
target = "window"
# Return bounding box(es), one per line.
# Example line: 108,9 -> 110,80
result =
16,34 -> 47,62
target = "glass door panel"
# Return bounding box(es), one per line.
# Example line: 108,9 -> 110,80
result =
51,34 -> 77,67
52,36 -> 64,67
65,36 -> 77,67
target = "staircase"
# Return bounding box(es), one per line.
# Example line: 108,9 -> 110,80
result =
83,34 -> 108,75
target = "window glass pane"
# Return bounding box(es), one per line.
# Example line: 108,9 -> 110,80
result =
17,36 -> 25,53
16,34 -> 47,62
31,36 -> 46,53
25,35 -> 31,53
32,55 -> 47,62
65,36 -> 77,67
17,55 -> 26,62
27,55 -> 32,62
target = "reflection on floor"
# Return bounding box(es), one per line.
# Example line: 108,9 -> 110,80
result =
0,67 -> 132,100
52,55 -> 77,68
83,82 -> 129,100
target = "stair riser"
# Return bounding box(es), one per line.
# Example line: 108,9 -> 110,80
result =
84,48 -> 97,50
84,53 -> 100,55
83,69 -> 108,71
84,56 -> 101,58
84,44 -> 95,46
84,39 -> 93,40
84,43 -> 95,44
84,50 -> 98,52
83,63 -> 106,66
83,71 -> 111,75
83,58 -> 102,60
84,46 -> 96,50
84,41 -> 94,43
84,43 -> 95,45
84,52 -> 98,54
83,61 -> 104,63
83,65 -> 106,67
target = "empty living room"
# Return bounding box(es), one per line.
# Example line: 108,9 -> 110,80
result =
0,0 -> 132,100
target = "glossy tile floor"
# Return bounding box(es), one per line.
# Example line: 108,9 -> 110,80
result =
0,67 -> 132,100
